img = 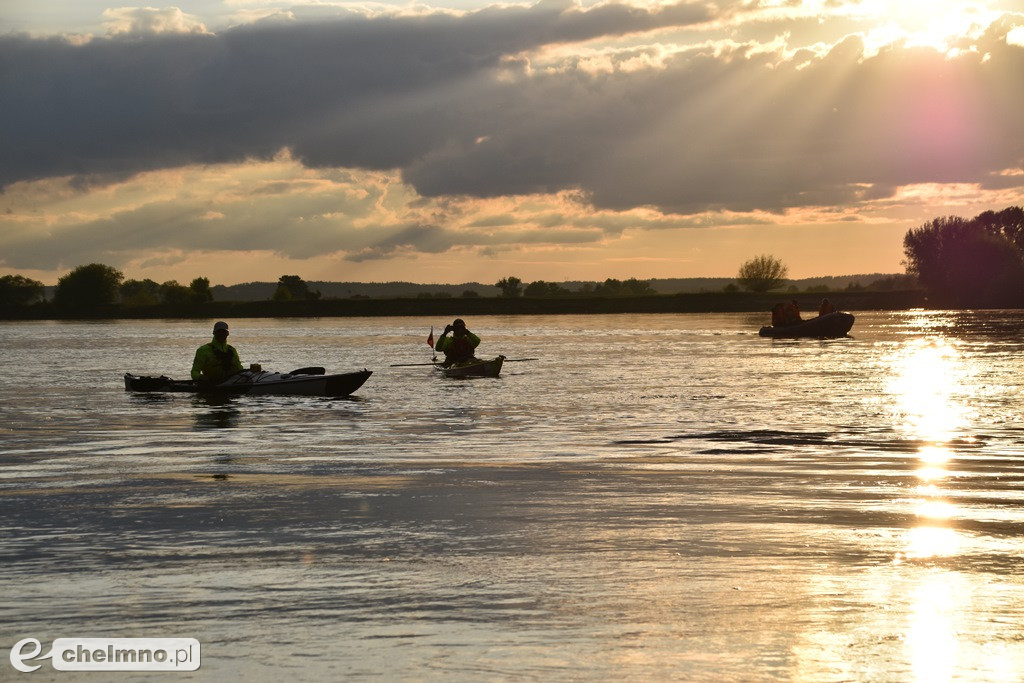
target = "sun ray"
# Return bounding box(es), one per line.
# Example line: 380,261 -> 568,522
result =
852,0 -> 1002,55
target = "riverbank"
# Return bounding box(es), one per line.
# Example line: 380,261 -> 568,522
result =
0,289 -> 927,320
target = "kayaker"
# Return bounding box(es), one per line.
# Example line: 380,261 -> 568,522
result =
191,321 -> 244,386
434,318 -> 480,366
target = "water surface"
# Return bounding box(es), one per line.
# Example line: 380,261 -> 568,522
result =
2,311 -> 1023,680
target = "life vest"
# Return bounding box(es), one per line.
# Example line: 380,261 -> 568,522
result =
198,342 -> 238,381
446,336 -> 476,362
771,303 -> 785,326
211,344 -> 238,373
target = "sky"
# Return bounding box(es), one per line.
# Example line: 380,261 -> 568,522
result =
2,1 -> 1023,286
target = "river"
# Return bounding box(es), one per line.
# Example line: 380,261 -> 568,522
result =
2,311 -> 1023,680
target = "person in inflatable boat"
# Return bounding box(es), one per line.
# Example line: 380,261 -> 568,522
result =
771,301 -> 803,327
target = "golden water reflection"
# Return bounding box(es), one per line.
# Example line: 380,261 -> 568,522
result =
885,337 -> 978,680
885,339 -> 971,443
908,576 -> 958,683
904,525 -> 961,560
917,445 -> 953,466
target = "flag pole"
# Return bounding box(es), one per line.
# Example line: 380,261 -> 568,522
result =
426,326 -> 437,363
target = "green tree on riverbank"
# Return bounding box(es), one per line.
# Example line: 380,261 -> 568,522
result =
0,274 -> 45,306
524,280 -> 570,297
273,275 -> 321,301
121,277 -> 215,307
190,277 -> 213,304
737,255 -> 788,293
54,263 -> 123,311
903,206 -> 1024,307
496,276 -> 523,298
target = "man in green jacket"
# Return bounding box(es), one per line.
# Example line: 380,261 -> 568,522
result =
434,318 -> 480,366
191,321 -> 244,385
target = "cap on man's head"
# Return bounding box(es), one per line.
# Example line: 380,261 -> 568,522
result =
452,318 -> 466,328
213,321 -> 229,332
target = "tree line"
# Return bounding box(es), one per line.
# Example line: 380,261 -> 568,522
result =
902,206 -> 1024,307
0,265 -> 336,312
2,205 -> 1020,313
494,276 -> 655,298
734,205 -> 1022,305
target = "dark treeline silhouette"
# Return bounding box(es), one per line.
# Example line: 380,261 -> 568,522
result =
0,274 -> 45,306
9,232 -> 990,319
44,263 -> 214,312
273,275 -> 321,301
904,206 -> 1024,308
514,277 -> 655,298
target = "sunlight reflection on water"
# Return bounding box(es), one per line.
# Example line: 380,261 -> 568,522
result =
886,337 -> 970,443
875,312 -> 1023,682
908,575 -> 958,682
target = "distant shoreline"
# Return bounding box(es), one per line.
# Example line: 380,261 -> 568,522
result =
0,289 -> 929,321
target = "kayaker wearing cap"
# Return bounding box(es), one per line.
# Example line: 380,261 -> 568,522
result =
191,321 -> 244,385
434,318 -> 480,366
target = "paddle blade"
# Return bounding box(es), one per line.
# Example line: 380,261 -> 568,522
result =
427,326 -> 434,348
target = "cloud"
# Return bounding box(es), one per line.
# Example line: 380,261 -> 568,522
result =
1,1 -> 1023,279
4,3 -> 1022,209
102,7 -> 211,36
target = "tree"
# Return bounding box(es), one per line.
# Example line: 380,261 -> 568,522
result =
590,278 -> 654,296
622,278 -> 654,296
160,280 -> 193,306
0,274 -> 45,306
524,280 -> 570,297
903,206 -> 1024,307
737,255 -> 788,293
120,278 -> 207,307
273,275 -> 321,301
120,278 -> 161,307
54,263 -> 123,311
593,278 -> 622,295
495,276 -> 522,298
189,277 -> 213,304
867,274 -> 918,291
903,215 -> 967,296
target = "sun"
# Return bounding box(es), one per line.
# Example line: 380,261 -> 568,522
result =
854,0 -> 999,54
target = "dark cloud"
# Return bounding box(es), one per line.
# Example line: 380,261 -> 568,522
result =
2,2 -> 1023,218
345,223 -> 457,261
0,1 -> 716,180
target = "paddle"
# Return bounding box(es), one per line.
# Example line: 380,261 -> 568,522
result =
290,366 -> 326,375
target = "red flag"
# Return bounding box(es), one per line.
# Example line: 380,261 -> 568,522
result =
427,326 -> 434,348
